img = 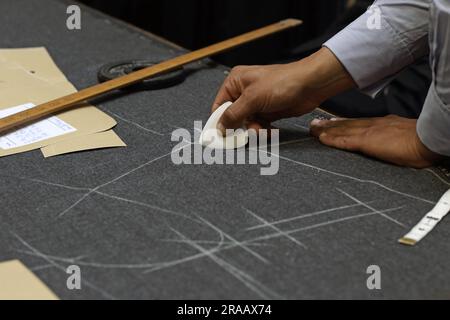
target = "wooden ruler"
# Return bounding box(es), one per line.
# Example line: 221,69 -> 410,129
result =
0,19 -> 302,134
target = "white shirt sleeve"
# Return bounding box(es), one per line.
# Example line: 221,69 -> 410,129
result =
417,0 -> 450,156
324,0 -> 450,157
323,0 -> 430,97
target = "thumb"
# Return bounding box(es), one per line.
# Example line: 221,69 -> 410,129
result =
217,94 -> 256,135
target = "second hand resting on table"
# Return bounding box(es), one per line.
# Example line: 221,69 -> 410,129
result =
211,48 -> 441,169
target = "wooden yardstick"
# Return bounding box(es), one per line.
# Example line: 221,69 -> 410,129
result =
0,19 -> 302,134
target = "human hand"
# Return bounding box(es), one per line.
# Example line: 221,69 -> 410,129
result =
310,115 -> 441,168
212,47 -> 356,134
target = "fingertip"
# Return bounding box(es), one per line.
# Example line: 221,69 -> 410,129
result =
318,132 -> 334,146
211,102 -> 221,113
319,132 -> 328,140
247,121 -> 264,132
309,123 -> 322,137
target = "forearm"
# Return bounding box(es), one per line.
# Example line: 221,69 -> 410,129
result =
291,47 -> 357,105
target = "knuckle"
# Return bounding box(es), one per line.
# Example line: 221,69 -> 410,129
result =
231,65 -> 246,74
271,86 -> 286,99
324,127 -> 339,136
223,81 -> 235,93
318,131 -> 330,142
241,88 -> 255,99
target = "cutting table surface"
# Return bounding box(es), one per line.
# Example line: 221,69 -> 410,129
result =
0,0 -> 449,299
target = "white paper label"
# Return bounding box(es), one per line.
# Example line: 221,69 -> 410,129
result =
0,103 -> 76,150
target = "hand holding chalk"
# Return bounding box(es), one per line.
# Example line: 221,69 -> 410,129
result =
199,102 -> 248,150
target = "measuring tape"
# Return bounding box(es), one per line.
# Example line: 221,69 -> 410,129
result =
399,189 -> 450,246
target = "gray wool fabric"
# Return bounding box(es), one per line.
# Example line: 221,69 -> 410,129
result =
0,0 -> 449,299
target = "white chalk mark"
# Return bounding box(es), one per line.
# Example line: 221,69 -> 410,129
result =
144,240 -> 278,274
18,204 -> 400,276
29,256 -> 86,271
94,190 -> 196,222
144,224 -> 228,273
95,148 -> 180,190
161,239 -> 270,247
4,175 -> 174,221
424,168 -> 450,187
3,175 -> 91,192
106,110 -> 164,136
170,228 -> 282,300
195,215 -> 270,264
58,192 -> 92,218
12,232 -> 117,300
244,206 -> 404,244
143,250 -> 226,274
18,239 -> 269,273
30,263 -> 54,271
56,144 -> 189,218
259,148 -> 435,205
167,123 -> 202,134
3,124 -> 437,298
270,137 -> 313,148
243,207 -> 308,249
336,188 -> 406,228
18,248 -> 159,270
246,202 -> 368,231
15,213 -> 227,272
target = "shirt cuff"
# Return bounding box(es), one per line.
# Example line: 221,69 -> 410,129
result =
417,84 -> 450,157
323,10 -> 415,97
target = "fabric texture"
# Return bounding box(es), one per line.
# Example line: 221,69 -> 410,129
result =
0,0 -> 448,299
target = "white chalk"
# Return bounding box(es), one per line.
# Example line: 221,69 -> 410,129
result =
199,101 -> 248,150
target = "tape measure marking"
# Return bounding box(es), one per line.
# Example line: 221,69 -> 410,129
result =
399,189 -> 450,246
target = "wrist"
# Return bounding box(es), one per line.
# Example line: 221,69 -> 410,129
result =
415,131 -> 443,165
293,47 -> 357,104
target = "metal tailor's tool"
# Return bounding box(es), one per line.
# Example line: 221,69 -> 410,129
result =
399,189 -> 450,246
0,19 -> 302,134
97,59 -> 187,90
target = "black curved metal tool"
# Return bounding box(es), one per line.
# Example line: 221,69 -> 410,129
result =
97,59 -> 186,90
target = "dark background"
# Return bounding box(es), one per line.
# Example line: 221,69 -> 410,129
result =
79,0 -> 354,66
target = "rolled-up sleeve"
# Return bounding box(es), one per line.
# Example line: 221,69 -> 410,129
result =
324,0 -> 430,97
417,0 -> 450,156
